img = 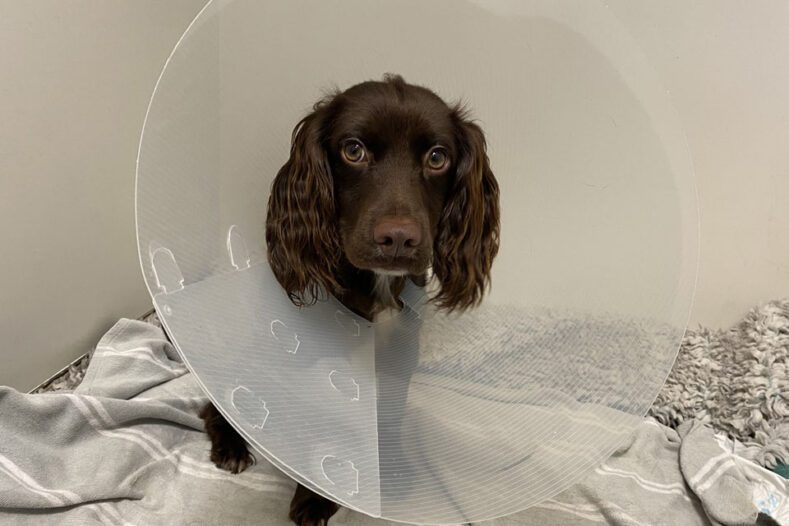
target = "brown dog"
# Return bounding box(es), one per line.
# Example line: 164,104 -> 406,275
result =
201,74 -> 500,525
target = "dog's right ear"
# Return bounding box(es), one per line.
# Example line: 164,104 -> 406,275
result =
432,106 -> 501,312
266,99 -> 342,306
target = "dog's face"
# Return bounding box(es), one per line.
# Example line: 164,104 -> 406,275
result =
327,81 -> 455,277
266,75 -> 500,311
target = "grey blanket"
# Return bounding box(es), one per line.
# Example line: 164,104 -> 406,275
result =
1,318 -> 787,525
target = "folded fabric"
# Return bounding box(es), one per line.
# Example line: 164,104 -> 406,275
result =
1,318 -> 786,525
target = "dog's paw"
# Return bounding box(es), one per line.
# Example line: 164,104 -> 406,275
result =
289,486 -> 339,526
209,440 -> 255,474
200,402 -> 255,474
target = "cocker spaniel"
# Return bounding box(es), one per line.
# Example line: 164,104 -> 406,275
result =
201,74 -> 500,526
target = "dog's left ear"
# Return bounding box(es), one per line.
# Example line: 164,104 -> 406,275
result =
265,98 -> 343,307
432,109 -> 501,311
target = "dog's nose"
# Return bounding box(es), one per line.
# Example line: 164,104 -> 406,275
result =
373,217 -> 422,257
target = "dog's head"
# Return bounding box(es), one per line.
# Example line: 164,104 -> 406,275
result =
266,74 -> 500,311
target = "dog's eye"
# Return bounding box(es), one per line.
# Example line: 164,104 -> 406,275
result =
341,139 -> 367,164
425,147 -> 449,171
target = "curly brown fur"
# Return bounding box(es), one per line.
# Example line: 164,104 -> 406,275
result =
432,110 -> 500,311
265,103 -> 344,307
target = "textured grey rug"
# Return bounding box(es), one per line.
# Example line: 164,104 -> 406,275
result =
35,302 -> 788,469
649,299 -> 789,468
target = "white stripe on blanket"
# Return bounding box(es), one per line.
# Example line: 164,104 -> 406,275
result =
596,464 -> 691,501
66,394 -> 292,494
97,345 -> 187,374
0,454 -> 81,506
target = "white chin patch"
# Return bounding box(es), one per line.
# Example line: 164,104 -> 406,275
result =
373,269 -> 409,277
373,274 -> 400,308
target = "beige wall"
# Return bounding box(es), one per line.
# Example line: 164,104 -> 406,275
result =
608,1 -> 789,328
0,0 -> 206,390
1,1 -> 788,391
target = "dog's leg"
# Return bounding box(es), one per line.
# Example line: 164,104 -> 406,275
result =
289,484 -> 339,526
199,402 -> 255,474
